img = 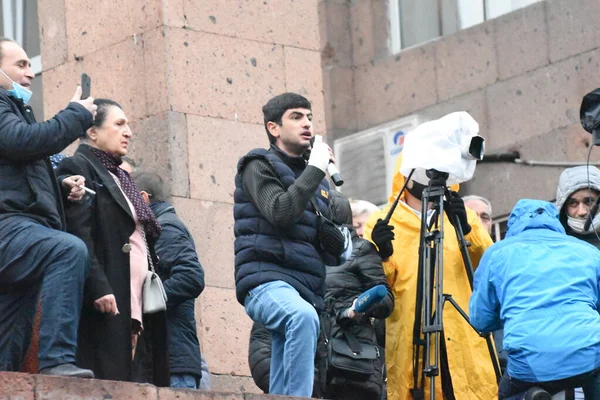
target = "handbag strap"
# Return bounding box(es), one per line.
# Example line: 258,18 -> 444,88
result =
342,329 -> 364,355
309,196 -> 322,216
140,228 -> 155,273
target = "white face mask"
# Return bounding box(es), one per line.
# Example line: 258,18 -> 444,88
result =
567,213 -> 600,234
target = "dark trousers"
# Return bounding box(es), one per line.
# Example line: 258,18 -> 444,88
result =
499,367 -> 600,400
0,216 -> 89,371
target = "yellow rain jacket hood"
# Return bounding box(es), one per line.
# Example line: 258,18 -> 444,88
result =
366,154 -> 497,400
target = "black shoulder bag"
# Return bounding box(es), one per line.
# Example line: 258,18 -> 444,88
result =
310,197 -> 345,257
327,329 -> 379,381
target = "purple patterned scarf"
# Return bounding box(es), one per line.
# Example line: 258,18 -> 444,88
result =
88,146 -> 161,240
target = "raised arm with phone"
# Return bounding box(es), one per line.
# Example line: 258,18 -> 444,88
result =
81,72 -> 91,100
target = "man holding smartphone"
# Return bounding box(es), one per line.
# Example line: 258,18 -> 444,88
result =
0,38 -> 98,377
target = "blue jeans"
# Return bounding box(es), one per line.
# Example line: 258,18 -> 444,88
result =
245,281 -> 319,397
0,216 -> 89,371
199,353 -> 212,390
170,373 -> 200,389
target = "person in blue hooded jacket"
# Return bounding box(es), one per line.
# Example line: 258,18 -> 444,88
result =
469,199 -> 600,399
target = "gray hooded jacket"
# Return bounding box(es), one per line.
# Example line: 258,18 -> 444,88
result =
556,165 -> 600,247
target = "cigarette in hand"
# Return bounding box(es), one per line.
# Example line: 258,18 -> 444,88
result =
82,186 -> 96,196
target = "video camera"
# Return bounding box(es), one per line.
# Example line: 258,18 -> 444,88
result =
581,88 -> 600,146
400,111 -> 484,186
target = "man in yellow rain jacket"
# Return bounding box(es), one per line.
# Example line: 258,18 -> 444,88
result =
364,155 -> 497,400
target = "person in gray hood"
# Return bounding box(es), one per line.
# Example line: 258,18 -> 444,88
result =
556,165 -> 600,249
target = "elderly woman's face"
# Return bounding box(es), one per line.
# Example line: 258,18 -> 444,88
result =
90,106 -> 132,157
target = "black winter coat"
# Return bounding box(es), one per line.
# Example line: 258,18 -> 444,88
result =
248,321 -> 271,394
151,202 -> 205,377
0,90 -> 92,229
57,144 -> 169,386
323,230 -> 394,400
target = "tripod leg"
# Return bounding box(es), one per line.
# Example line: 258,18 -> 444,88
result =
445,295 -> 502,383
444,198 -> 503,384
440,332 -> 456,400
411,189 -> 432,399
485,334 -> 502,383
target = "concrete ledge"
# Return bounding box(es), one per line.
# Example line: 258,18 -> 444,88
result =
0,372 -> 303,400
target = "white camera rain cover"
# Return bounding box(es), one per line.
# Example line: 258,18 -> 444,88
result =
400,111 -> 482,186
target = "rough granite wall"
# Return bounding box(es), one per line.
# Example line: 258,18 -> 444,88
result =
321,0 -> 600,217
38,0 -> 325,390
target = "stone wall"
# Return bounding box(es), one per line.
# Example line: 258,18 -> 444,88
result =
321,0 -> 600,216
0,372 -> 300,400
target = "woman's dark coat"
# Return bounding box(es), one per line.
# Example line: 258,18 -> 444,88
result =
57,144 -> 168,386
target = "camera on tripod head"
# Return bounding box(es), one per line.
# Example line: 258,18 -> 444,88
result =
403,113 -> 502,399
400,111 -> 484,187
581,88 -> 600,146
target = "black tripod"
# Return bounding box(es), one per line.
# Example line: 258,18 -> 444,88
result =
409,169 -> 501,400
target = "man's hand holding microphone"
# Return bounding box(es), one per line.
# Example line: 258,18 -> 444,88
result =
308,135 -> 344,186
307,135 -> 395,260
307,136 -> 333,173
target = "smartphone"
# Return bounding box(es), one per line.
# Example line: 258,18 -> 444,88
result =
81,73 -> 91,100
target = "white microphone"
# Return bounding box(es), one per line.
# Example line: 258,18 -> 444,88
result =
314,135 -> 344,186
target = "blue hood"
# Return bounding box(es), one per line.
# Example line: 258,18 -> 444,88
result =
505,199 -> 565,238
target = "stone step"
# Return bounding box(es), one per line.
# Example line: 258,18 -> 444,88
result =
0,372 -> 304,399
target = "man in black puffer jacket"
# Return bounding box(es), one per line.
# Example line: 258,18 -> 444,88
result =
234,93 -> 344,398
134,171 -> 206,389
323,190 -> 394,400
0,38 -> 97,377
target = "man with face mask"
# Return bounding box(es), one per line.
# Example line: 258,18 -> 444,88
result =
556,165 -> 600,248
0,38 -> 97,377
553,167 -> 599,400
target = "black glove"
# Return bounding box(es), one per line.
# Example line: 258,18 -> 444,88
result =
444,191 -> 471,235
371,218 -> 395,260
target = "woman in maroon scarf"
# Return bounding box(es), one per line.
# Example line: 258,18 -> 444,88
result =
57,99 -> 168,385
